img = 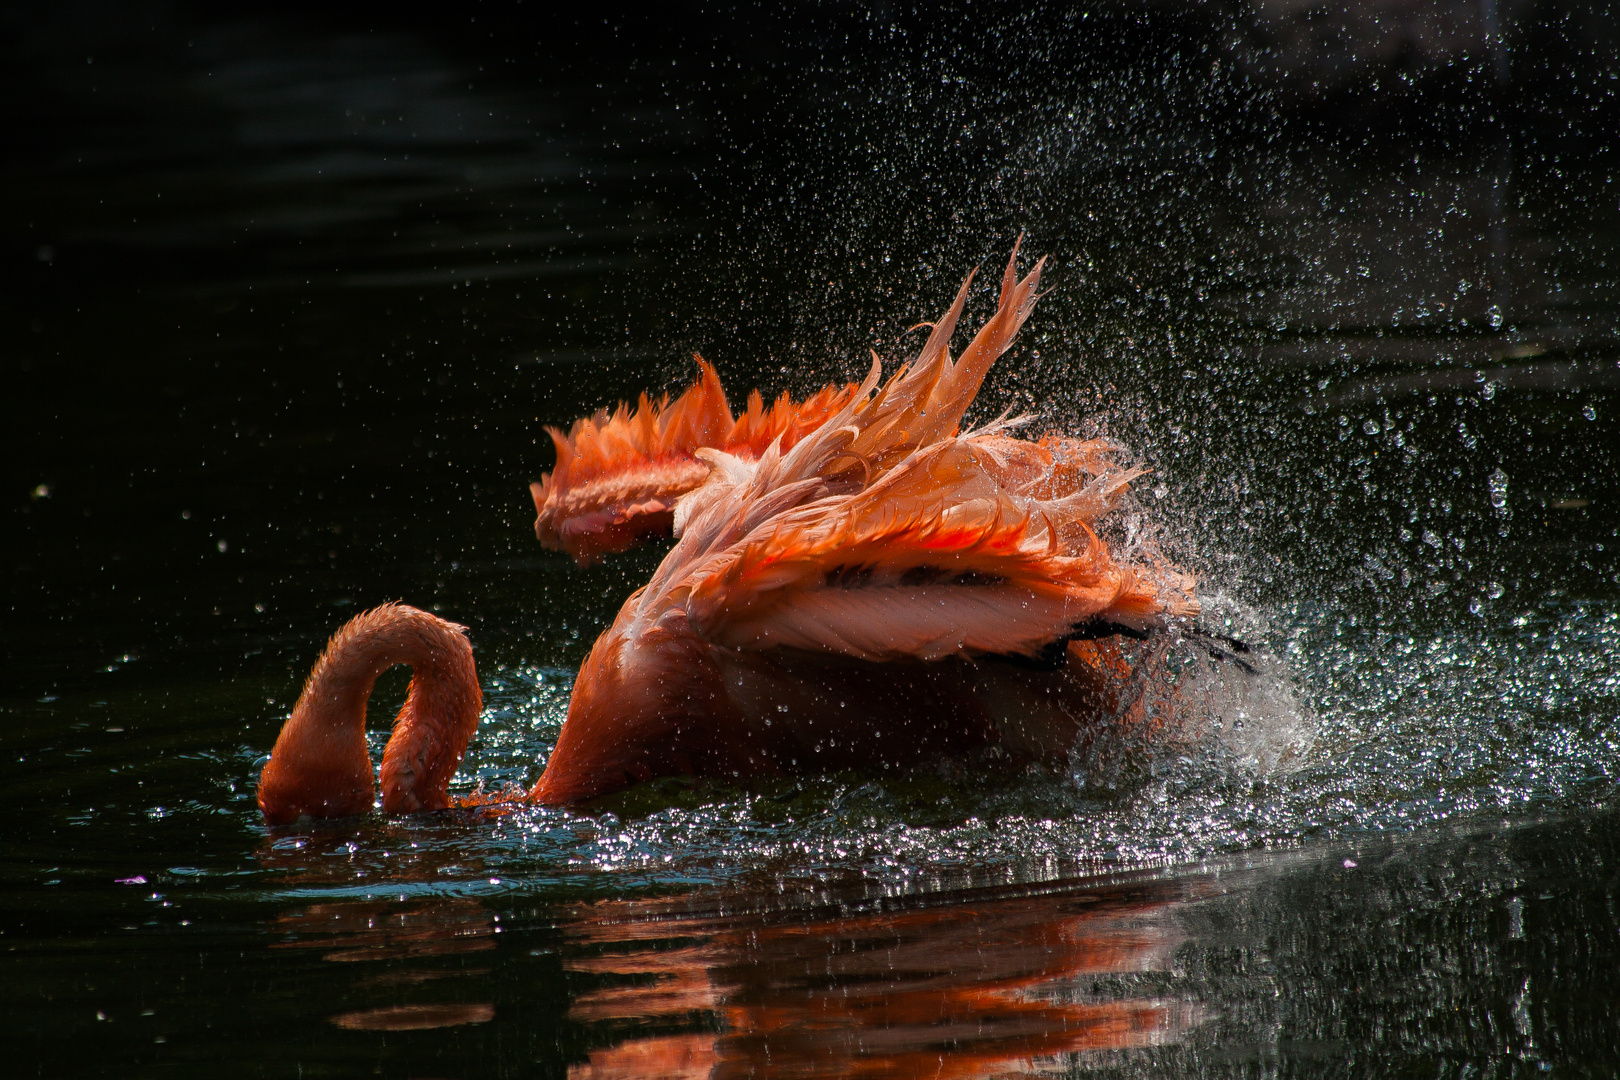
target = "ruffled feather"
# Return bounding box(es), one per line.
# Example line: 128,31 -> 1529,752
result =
629,242 -> 1196,655
531,359 -> 857,564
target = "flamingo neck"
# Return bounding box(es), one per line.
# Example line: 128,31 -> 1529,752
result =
258,604 -> 481,824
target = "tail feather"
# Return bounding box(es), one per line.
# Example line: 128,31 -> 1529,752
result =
927,240 -> 1045,441
681,437 -> 1191,661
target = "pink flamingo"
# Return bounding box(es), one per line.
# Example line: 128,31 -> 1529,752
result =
259,243 -> 1197,822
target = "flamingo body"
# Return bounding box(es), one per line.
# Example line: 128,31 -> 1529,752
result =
258,242 -> 1199,821
531,242 -> 1196,806
529,599 -> 1129,805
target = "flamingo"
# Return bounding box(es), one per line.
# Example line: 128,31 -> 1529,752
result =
259,242 -> 1199,822
532,361 -> 859,565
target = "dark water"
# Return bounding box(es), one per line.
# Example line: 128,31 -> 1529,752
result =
5,3 -> 1619,1076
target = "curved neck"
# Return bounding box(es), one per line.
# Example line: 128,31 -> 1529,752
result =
258,604 -> 481,824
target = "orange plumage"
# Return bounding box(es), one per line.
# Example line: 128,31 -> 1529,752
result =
530,241 -> 1197,805
531,359 -> 858,565
259,242 -> 1200,821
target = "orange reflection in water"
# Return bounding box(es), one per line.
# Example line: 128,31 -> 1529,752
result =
271,896 -> 497,963
562,882 -> 1201,1080
331,1002 -> 496,1031
270,897 -> 497,1031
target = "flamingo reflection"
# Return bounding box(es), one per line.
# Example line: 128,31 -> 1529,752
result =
560,881 -> 1201,1079
268,888 -> 498,1031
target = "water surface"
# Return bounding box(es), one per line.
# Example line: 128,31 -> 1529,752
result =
4,4 -> 1618,1076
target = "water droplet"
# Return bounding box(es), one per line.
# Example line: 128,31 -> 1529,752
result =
1488,468 -> 1509,510
1486,304 -> 1504,329
1582,404 -> 1597,421
1363,420 -> 1380,435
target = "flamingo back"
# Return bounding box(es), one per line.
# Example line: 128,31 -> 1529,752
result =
625,243 -> 1197,664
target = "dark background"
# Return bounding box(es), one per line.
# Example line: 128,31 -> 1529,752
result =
7,0 -> 1617,693
3,4 -> 1619,1075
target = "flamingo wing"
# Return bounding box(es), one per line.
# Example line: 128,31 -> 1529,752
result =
531,240 -> 1208,805
616,240 -> 1195,663
532,359 -> 860,564
678,438 -> 1191,662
